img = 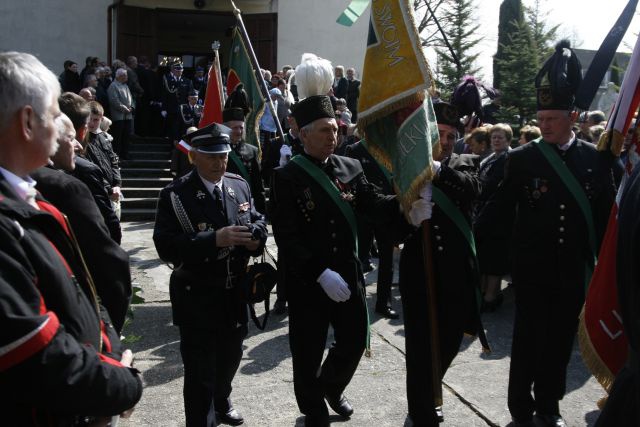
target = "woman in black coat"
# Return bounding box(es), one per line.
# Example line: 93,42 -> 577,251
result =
474,123 -> 513,311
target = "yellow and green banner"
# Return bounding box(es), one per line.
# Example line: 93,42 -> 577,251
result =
358,0 -> 439,213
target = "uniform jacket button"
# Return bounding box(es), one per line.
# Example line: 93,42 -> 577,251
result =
560,216 -> 565,221
437,246 -> 444,251
558,238 -> 564,244
559,227 -> 564,232
330,219 -> 335,224
331,233 -> 336,238
333,247 -> 338,252
436,235 -> 442,240
560,204 -> 566,210
185,285 -> 191,291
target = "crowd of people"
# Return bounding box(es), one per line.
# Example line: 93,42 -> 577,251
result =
1,37 -> 639,427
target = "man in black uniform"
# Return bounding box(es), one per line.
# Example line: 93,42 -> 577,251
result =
345,139 -> 398,319
399,101 -> 485,426
179,89 -> 203,133
270,94 -> 406,427
153,122 -> 267,427
223,107 -> 266,214
475,41 -> 616,427
161,62 -> 194,142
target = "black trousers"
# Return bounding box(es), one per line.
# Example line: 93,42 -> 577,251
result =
288,282 -> 367,421
179,325 -> 247,427
111,119 -> 132,158
507,284 -> 584,420
358,219 -> 394,309
399,236 -> 471,427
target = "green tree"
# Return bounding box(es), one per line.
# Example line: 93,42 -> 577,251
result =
433,0 -> 482,98
493,0 -> 524,89
495,17 -> 539,125
526,0 -> 560,65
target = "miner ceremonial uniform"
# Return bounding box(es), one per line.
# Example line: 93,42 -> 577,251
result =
399,151 -> 484,426
179,89 -> 203,132
475,41 -> 616,426
153,123 -> 267,426
270,95 -> 402,426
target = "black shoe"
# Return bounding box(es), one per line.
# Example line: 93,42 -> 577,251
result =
273,299 -> 287,315
536,413 -> 567,427
375,306 -> 399,320
325,394 -> 354,418
304,415 -> 330,427
511,416 -> 535,427
215,407 -> 244,425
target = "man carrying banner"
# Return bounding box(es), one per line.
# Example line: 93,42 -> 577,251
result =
399,100 -> 485,426
475,41 -> 616,427
223,106 -> 266,215
269,54 -> 412,427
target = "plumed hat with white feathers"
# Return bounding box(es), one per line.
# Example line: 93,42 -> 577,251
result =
291,53 -> 336,129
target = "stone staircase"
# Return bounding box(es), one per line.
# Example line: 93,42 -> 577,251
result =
120,136 -> 173,222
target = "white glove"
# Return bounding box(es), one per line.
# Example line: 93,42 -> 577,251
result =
317,268 -> 351,302
279,144 -> 292,167
432,160 -> 441,176
161,110 -> 168,118
408,182 -> 433,226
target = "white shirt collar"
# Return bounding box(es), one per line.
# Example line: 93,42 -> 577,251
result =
0,166 -> 37,202
199,174 -> 223,195
558,131 -> 576,151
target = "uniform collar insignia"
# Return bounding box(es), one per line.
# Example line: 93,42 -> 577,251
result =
196,189 -> 206,200
227,186 -> 235,199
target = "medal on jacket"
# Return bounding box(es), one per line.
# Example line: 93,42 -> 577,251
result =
197,222 -> 207,231
303,188 -> 315,210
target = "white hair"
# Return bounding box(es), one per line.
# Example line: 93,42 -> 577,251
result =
115,68 -> 127,78
0,51 -> 61,133
295,53 -> 334,99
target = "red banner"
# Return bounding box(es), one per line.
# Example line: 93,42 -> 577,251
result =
199,55 -> 224,128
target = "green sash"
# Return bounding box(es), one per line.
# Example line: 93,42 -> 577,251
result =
229,151 -> 250,182
431,186 -> 476,258
290,155 -> 359,256
533,139 -> 597,260
290,155 -> 371,356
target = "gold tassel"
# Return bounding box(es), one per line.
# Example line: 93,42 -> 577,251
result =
577,307 -> 615,393
596,129 -> 624,157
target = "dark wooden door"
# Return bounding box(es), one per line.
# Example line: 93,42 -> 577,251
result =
243,13 -> 277,72
115,5 -> 157,62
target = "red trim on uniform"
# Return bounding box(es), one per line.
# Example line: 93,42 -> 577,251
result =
38,295 -> 46,315
36,200 -> 70,237
46,241 -> 73,276
0,312 -> 60,372
98,352 -> 124,367
100,320 -> 112,353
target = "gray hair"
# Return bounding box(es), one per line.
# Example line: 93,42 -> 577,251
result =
115,68 -> 127,78
0,51 -> 61,133
56,113 -> 74,139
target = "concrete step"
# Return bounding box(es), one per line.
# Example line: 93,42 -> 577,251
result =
121,208 -> 156,222
122,197 -> 158,210
121,159 -> 171,169
121,168 -> 173,178
122,187 -> 163,198
122,177 -> 173,187
128,151 -> 172,160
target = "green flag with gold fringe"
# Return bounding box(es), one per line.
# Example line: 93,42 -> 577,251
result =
358,0 -> 439,213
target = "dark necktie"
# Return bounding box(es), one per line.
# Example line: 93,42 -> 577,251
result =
213,186 -> 225,216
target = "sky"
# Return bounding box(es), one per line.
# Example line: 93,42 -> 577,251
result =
423,0 -> 640,85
